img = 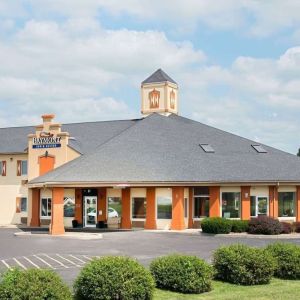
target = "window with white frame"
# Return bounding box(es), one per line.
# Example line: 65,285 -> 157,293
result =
20,197 -> 27,212
21,160 -> 28,175
41,198 -> 52,217
278,192 -> 295,217
132,197 -> 146,219
222,192 -> 241,218
157,196 -> 172,219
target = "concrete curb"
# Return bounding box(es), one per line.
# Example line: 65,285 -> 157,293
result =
14,231 -> 103,240
216,233 -> 300,239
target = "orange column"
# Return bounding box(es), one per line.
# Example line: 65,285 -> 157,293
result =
121,188 -> 131,229
269,186 -> 278,218
241,186 -> 251,220
97,188 -> 107,222
50,187 -> 65,235
297,186 -> 300,222
145,187 -> 157,229
209,186 -> 220,217
188,187 -> 194,228
30,188 -> 40,227
75,189 -> 83,224
171,187 -> 185,230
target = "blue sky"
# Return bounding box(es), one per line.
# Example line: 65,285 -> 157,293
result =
0,1 -> 300,154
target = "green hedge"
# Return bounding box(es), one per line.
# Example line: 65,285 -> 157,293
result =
150,254 -> 213,294
266,242 -> 300,279
231,220 -> 249,233
201,217 -> 232,234
0,268 -> 72,300
74,256 -> 154,300
213,244 -> 276,285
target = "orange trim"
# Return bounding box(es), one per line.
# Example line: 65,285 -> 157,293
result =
17,160 -> 21,176
50,187 -> 65,235
2,161 -> 6,176
297,186 -> 300,222
269,186 -> 278,218
16,197 -> 21,213
121,188 -> 131,229
75,188 -> 83,224
39,155 -> 55,176
97,188 -> 107,222
30,188 -> 40,227
171,187 -> 185,230
188,187 -> 194,228
209,186 -> 220,217
241,186 -> 251,220
145,187 -> 156,229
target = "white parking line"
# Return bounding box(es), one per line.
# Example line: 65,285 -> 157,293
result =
23,256 -> 40,269
56,254 -> 81,267
69,254 -> 86,264
33,255 -> 55,269
43,254 -> 69,269
83,255 -> 92,261
13,258 -> 27,270
1,259 -> 10,269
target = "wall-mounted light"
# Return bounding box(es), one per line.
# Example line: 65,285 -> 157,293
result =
10,157 -> 13,161
245,192 -> 249,198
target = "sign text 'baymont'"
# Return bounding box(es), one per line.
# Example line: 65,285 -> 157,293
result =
32,132 -> 61,149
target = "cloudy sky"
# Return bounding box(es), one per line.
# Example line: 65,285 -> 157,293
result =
0,1 -> 300,154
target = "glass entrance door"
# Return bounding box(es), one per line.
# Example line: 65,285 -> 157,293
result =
84,196 -> 97,227
250,196 -> 268,217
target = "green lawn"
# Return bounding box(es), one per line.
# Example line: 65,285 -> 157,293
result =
154,278 -> 300,300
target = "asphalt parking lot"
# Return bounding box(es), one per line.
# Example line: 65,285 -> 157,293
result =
0,228 -> 300,286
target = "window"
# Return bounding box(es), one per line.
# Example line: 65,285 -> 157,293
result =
64,197 -> 75,217
0,161 -> 6,176
21,160 -> 28,175
251,196 -> 268,217
193,187 -> 209,218
41,198 -> 52,217
132,197 -> 146,219
157,196 -> 172,219
108,197 -> 121,218
199,144 -> 214,153
279,192 -> 295,217
252,144 -> 267,153
20,197 -> 27,212
222,192 -> 240,218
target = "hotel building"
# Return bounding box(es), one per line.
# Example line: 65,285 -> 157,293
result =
1,69 -> 300,234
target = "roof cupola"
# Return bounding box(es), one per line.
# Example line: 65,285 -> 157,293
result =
141,69 -> 178,116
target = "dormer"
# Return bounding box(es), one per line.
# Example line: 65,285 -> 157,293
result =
141,69 -> 178,116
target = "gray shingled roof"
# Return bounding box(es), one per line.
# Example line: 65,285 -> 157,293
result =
29,113 -> 300,184
142,68 -> 177,84
0,120 -> 136,154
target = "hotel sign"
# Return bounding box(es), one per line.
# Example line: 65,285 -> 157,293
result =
32,132 -> 61,149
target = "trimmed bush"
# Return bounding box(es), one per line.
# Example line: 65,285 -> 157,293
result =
201,217 -> 232,234
150,254 -> 213,294
74,256 -> 154,300
213,244 -> 276,285
281,222 -> 293,234
294,222 -> 300,233
231,220 -> 249,233
266,242 -> 300,279
0,268 -> 72,300
248,216 -> 282,235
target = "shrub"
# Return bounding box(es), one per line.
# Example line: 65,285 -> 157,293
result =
201,217 -> 232,234
266,242 -> 300,279
213,244 -> 276,285
231,220 -> 249,233
248,216 -> 282,235
150,254 -> 213,294
281,222 -> 293,234
294,222 -> 300,233
74,256 -> 154,300
0,268 -> 72,300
